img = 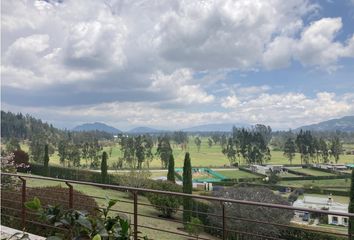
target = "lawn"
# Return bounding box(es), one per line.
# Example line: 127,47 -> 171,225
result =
22,139 -> 354,169
215,170 -> 260,179
287,168 -> 335,176
279,179 -> 351,190
24,177 -> 216,240
298,194 -> 349,204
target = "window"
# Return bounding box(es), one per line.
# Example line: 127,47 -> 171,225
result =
332,216 -> 338,224
344,218 -> 348,225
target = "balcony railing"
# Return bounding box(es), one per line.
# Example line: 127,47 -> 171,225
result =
1,172 -> 354,240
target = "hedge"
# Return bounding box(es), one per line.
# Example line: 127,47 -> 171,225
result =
238,166 -> 266,177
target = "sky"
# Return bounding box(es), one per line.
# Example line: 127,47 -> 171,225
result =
1,0 -> 354,131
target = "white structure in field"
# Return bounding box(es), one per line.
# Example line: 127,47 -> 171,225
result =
293,195 -> 348,226
250,164 -> 283,175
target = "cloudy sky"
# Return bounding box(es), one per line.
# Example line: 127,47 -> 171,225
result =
1,0 -> 354,131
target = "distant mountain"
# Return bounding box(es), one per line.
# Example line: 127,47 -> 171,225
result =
182,123 -> 250,132
128,127 -> 165,134
73,122 -> 121,134
297,116 -> 354,132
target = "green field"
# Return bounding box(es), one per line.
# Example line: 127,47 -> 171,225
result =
21,140 -> 354,169
287,168 -> 335,176
215,170 -> 260,179
24,177 -> 216,240
279,178 -> 351,190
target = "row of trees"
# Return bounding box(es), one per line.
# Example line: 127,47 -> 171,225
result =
283,130 -> 343,164
221,125 -> 272,165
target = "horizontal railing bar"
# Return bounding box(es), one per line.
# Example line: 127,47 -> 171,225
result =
3,173 -> 354,218
136,224 -> 212,240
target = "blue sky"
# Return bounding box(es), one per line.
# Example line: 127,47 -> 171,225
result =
1,0 -> 354,130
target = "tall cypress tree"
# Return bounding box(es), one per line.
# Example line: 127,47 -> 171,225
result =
167,154 -> 175,183
101,151 -> 108,184
183,152 -> 192,223
43,144 -> 50,176
349,169 -> 354,239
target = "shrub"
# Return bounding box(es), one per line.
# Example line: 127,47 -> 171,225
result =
1,185 -> 98,237
146,180 -> 182,218
186,217 -> 203,239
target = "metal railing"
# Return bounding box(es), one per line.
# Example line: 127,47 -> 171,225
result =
1,172 -> 354,240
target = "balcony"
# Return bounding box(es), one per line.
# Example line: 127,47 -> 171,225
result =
1,173 -> 353,240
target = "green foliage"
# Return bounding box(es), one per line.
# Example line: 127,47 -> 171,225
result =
183,152 -> 192,223
280,228 -> 347,240
283,138 -> 296,164
194,137 -> 202,152
1,185 -> 98,237
156,136 -> 172,168
186,217 -> 203,239
44,144 -> 50,176
167,154 -> 175,182
146,180 -> 182,218
330,136 -> 343,164
349,169 -> 354,239
101,151 -> 108,183
5,138 -> 21,153
25,197 -> 135,240
0,153 -> 20,189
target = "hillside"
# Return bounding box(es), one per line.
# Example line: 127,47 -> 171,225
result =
182,123 -> 250,132
297,116 -> 354,132
73,122 -> 121,134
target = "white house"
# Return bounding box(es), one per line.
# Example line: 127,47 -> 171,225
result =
250,164 -> 284,175
293,195 -> 348,226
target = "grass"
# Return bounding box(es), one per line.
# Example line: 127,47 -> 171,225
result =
22,140 -> 354,169
279,178 -> 351,189
298,194 -> 349,204
215,170 -> 260,179
287,168 -> 335,176
24,177 -> 216,240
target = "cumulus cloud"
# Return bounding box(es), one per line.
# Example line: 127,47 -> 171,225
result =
1,0 -> 354,129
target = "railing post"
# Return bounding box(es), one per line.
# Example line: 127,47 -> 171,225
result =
19,176 -> 26,230
133,191 -> 138,240
65,181 -> 73,209
221,201 -> 226,240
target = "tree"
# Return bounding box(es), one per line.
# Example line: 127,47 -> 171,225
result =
208,186 -> 293,239
330,136 -> 343,164
319,138 -> 329,163
6,138 -> 21,153
43,144 -> 50,176
194,137 -> 202,152
222,137 -> 237,165
349,169 -> 354,239
156,136 -> 173,168
183,152 -> 192,223
283,138 -> 296,164
58,140 -> 68,167
13,149 -> 29,170
207,138 -> 213,148
167,154 -> 175,183
101,151 -> 108,183
254,124 -> 272,145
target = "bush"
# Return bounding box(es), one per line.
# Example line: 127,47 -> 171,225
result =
280,228 -> 346,240
186,217 -> 203,239
13,150 -> 30,170
1,185 -> 98,237
146,180 -> 182,218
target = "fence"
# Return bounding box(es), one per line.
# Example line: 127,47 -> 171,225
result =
1,172 -> 354,240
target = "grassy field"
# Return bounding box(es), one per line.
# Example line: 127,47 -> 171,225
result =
287,168 -> 335,176
24,177 -> 216,240
21,140 -> 354,169
215,170 -> 260,179
298,194 -> 349,204
279,179 -> 351,189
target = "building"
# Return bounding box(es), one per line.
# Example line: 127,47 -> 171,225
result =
250,164 -> 283,175
293,195 -> 348,226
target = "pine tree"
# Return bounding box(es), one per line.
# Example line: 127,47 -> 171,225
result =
349,169 -> 354,239
43,144 -> 50,176
183,152 -> 192,223
101,151 -> 108,183
167,154 -> 175,183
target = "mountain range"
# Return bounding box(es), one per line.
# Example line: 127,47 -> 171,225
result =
297,116 -> 354,132
71,116 -> 354,134
73,122 -> 122,134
